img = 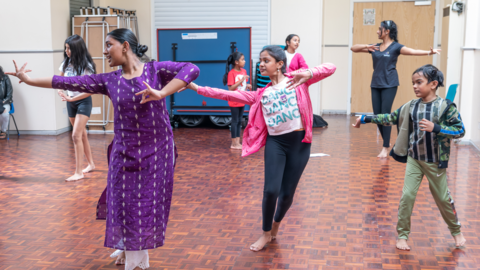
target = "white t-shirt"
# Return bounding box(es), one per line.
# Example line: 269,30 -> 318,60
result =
235,74 -> 247,91
59,61 -> 92,97
285,51 -> 296,70
261,77 -> 303,135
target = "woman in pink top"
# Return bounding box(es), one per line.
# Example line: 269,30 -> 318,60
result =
184,46 -> 336,251
285,34 -> 309,72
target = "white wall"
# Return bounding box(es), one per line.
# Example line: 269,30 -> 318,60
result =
459,0 -> 480,150
445,3 -> 465,103
0,0 -> 53,50
51,0 -> 71,51
93,0 -> 152,58
322,47 -> 349,113
270,0 -> 324,115
470,51 -> 480,150
0,0 -> 70,134
322,0 -> 350,114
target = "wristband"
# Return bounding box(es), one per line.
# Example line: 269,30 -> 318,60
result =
307,69 -> 313,79
361,115 -> 366,124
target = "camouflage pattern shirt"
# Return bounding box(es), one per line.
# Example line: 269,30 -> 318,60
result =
362,96 -> 465,167
408,96 -> 442,162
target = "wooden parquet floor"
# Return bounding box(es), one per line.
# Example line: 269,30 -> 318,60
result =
1,115 -> 480,270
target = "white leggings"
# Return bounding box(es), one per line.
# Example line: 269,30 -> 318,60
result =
125,250 -> 149,270
0,104 -> 10,133
111,250 -> 149,270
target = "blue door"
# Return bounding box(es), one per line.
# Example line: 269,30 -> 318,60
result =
157,28 -> 252,121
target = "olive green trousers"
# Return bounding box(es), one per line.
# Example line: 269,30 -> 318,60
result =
397,157 -> 461,239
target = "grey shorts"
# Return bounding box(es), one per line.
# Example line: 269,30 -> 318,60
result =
67,96 -> 92,118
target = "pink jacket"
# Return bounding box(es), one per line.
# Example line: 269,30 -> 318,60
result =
197,63 -> 337,157
288,53 -> 309,73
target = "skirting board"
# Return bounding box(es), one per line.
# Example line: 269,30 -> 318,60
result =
7,126 -> 72,135
86,130 -> 115,134
456,139 -> 480,153
322,110 -> 348,115
7,127 -> 117,135
352,112 -> 374,115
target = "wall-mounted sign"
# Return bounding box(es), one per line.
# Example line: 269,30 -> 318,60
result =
363,9 -> 376,25
181,33 -> 218,40
415,1 -> 432,6
91,107 -> 101,115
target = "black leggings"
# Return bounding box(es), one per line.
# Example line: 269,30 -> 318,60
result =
263,131 -> 311,231
230,106 -> 244,138
371,87 -> 397,147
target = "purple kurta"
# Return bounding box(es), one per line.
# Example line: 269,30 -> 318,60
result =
52,61 -> 200,250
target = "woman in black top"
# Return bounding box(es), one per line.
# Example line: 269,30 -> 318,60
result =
351,20 -> 440,158
0,66 -> 13,140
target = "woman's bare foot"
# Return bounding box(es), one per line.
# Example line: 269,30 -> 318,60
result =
454,233 -> 466,248
377,147 -> 389,158
396,239 -> 410,250
271,221 -> 281,240
66,173 -> 84,181
250,232 -> 272,252
230,138 -> 242,150
82,164 -> 95,173
230,144 -> 242,150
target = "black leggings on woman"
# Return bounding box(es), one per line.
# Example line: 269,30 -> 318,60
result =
263,131 -> 311,231
230,106 -> 244,138
371,87 -> 397,148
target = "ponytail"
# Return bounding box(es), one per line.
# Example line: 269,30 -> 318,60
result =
222,51 -> 244,86
285,34 -> 299,51
381,20 -> 398,43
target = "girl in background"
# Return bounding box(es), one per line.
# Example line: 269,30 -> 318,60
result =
185,46 -> 336,251
223,51 -> 252,150
57,35 -> 96,181
284,34 -> 308,72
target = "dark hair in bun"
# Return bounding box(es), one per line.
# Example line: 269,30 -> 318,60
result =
137,44 -> 148,57
381,20 -> 398,42
107,28 -> 148,58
